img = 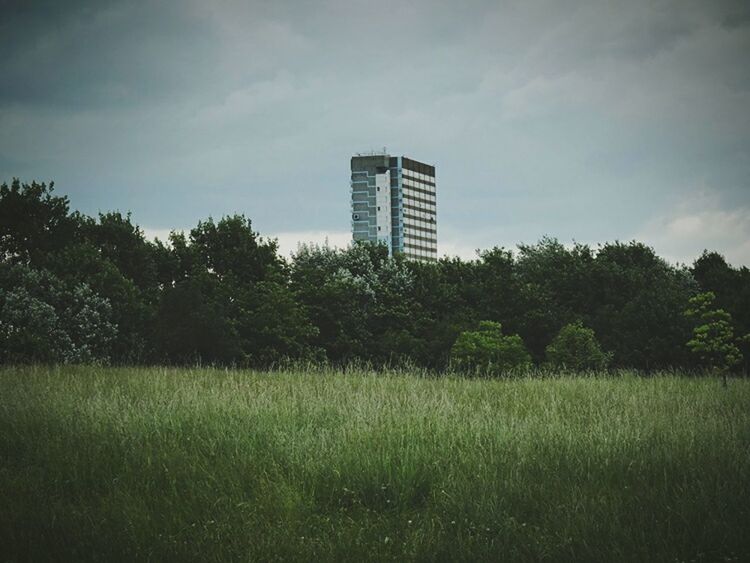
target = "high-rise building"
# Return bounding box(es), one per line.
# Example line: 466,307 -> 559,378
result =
350,152 -> 437,262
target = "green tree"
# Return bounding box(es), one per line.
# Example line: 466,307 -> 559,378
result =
406,256 -> 480,369
450,321 -> 531,376
514,238 -> 595,360
79,211 -> 159,292
291,242 -> 429,366
44,242 -> 154,363
0,263 -> 116,364
589,241 -> 695,369
475,248 -> 522,318
154,272 -> 242,365
692,251 -> 750,371
231,281 -> 321,366
0,181 -> 164,363
291,243 -> 381,363
545,321 -> 611,371
190,215 -> 282,283
684,292 -> 746,385
0,179 -> 78,265
154,216 -> 319,367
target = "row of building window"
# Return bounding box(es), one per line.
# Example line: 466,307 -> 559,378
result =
403,210 -> 436,223
401,179 -> 436,198
403,192 -> 435,206
404,227 -> 435,239
401,241 -> 436,252
402,186 -> 436,204
402,176 -> 436,192
400,157 -> 435,177
352,184 -> 435,207
404,219 -> 435,231
404,242 -> 438,254
351,168 -> 435,184
402,170 -> 435,186
404,232 -> 437,246
352,214 -> 434,230
353,204 -> 435,221
403,202 -> 436,216
403,195 -> 436,212
403,222 -> 437,236
402,168 -> 433,180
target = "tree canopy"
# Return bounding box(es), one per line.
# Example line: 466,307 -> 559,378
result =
1,179 -> 749,373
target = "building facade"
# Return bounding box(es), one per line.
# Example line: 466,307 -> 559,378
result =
350,153 -> 437,262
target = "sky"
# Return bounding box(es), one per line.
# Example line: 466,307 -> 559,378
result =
1,0 -> 749,265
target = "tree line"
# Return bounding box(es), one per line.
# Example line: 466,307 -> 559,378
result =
1,179 -> 748,373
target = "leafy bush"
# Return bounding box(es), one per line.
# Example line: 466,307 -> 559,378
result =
684,292 -> 749,384
545,321 -> 611,371
450,321 -> 531,375
0,264 -> 116,364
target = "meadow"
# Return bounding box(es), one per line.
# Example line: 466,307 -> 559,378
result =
1,366 -> 749,562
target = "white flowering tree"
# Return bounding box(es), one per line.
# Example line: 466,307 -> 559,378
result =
0,264 -> 116,364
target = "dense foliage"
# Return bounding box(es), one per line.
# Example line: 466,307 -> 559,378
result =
684,292 -> 748,383
2,179 -> 749,372
545,321 -> 611,371
450,321 -> 532,374
0,264 -> 116,363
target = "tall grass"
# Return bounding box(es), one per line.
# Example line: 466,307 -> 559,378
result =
1,365 -> 749,562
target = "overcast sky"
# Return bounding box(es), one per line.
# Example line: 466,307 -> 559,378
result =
1,0 -> 749,265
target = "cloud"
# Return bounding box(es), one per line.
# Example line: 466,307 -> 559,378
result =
0,1 -> 223,109
193,72 -> 299,125
270,230 -> 352,259
140,227 -> 352,258
1,0 -> 749,266
141,224 -> 494,263
634,191 -> 750,266
141,227 -> 180,243
438,240 -> 482,261
272,231 -> 498,263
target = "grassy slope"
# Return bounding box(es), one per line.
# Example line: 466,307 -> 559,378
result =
1,366 -> 749,562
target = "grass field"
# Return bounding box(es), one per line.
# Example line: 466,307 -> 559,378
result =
1,366 -> 749,562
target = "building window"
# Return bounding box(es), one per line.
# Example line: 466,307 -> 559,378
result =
377,206 -> 380,211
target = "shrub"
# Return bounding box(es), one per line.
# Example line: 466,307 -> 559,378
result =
450,321 -> 532,376
545,321 -> 611,371
684,291 -> 748,385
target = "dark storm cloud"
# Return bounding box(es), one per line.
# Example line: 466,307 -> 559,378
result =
722,7 -> 750,30
0,0 -> 224,109
1,0 -> 749,264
